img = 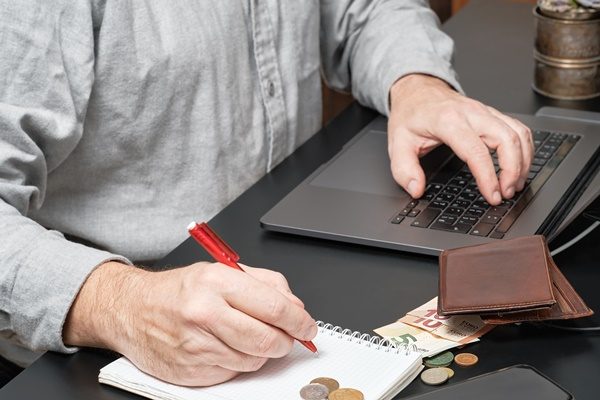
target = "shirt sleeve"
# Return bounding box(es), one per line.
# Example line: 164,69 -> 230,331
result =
320,0 -> 464,116
0,0 -> 130,355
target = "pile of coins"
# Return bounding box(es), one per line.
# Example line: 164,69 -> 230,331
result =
299,377 -> 365,400
419,351 -> 479,386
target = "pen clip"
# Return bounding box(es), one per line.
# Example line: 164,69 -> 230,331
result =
189,222 -> 240,264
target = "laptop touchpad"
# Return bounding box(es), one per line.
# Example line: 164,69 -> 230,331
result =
309,130 -> 404,197
310,130 -> 452,198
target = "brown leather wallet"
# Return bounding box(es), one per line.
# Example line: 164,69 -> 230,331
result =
438,235 -> 593,323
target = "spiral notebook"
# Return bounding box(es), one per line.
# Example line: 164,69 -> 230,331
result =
99,322 -> 423,400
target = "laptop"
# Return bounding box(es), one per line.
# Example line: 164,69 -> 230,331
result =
260,112 -> 600,255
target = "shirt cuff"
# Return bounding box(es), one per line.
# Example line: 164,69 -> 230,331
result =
11,232 -> 131,354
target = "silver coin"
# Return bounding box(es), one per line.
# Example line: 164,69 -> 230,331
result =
300,383 -> 329,400
420,368 -> 449,386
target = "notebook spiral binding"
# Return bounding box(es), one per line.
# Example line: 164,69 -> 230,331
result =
316,321 -> 417,356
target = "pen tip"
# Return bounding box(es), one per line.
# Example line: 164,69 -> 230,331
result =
314,351 -> 319,357
187,221 -> 197,231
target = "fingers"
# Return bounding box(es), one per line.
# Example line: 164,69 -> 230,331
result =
478,117 -> 523,199
242,265 -> 305,308
438,123 -> 502,205
486,107 -> 533,191
196,333 -> 270,373
207,304 -> 295,358
388,135 -> 427,198
218,268 -> 317,342
166,364 -> 240,387
439,107 -> 530,204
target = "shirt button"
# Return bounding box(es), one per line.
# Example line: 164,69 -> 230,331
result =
268,81 -> 275,97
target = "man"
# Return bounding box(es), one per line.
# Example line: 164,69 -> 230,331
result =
0,0 -> 532,388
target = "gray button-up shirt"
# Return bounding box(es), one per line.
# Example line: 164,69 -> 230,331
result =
0,0 -> 460,365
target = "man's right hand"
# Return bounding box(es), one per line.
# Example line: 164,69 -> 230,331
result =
63,261 -> 317,386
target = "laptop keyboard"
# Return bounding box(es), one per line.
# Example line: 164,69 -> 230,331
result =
390,130 -> 579,238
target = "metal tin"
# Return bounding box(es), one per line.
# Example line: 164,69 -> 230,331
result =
533,51 -> 600,100
534,7 -> 600,60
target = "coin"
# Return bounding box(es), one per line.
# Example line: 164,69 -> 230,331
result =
328,388 -> 365,400
423,351 -> 454,368
454,352 -> 478,367
300,383 -> 329,400
442,367 -> 455,378
311,377 -> 340,393
420,368 -> 449,386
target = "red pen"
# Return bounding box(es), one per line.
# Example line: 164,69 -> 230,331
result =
187,221 -> 318,354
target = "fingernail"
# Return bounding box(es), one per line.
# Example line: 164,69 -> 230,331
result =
407,180 -> 419,197
493,191 -> 502,204
303,322 -> 318,339
505,186 -> 515,198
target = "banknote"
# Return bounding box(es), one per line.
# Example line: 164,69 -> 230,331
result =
400,297 -> 494,344
374,320 -> 466,357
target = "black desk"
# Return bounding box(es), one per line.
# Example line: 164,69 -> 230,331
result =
2,1 -> 599,398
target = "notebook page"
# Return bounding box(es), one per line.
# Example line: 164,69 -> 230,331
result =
100,326 -> 422,400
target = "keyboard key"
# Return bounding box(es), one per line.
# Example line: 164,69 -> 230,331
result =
391,215 -> 404,224
411,208 -> 441,228
471,201 -> 490,210
459,216 -> 479,226
397,207 -> 412,216
536,150 -> 553,159
529,164 -> 542,173
443,186 -> 462,195
482,213 -> 501,224
532,157 -> 547,166
429,200 -> 448,209
541,144 -> 557,153
446,207 -> 465,216
490,231 -> 505,239
493,136 -> 576,234
470,222 -> 495,237
436,214 -> 458,225
429,183 -> 444,192
454,172 -> 473,181
527,172 -> 537,180
408,209 -> 421,218
436,193 -> 455,202
533,130 -> 549,142
451,200 -> 471,209
458,192 -> 477,202
406,200 -> 419,209
464,208 -> 485,218
449,178 -> 469,187
487,206 -> 508,217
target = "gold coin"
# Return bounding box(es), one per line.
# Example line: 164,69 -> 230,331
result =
311,377 -> 340,393
328,388 -> 365,400
454,352 -> 478,367
442,367 -> 455,378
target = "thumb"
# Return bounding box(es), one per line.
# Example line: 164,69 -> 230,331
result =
389,142 -> 426,199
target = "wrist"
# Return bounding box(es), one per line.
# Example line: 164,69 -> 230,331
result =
63,261 -> 149,352
389,74 -> 452,111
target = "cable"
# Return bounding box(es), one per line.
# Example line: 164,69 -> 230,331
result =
549,221 -> 600,257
